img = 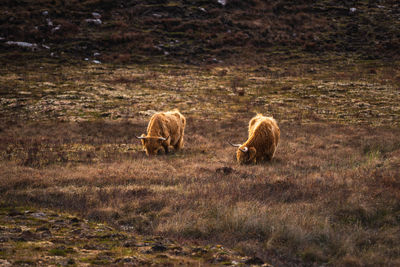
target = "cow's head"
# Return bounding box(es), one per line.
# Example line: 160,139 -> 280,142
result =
229,142 -> 256,164
136,135 -> 170,156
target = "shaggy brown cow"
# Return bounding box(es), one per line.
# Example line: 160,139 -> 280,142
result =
229,114 -> 280,164
136,109 -> 186,156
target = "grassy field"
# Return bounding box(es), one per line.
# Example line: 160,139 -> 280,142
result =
1,56 -> 400,266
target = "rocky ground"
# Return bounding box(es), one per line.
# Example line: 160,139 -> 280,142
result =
0,204 -> 270,266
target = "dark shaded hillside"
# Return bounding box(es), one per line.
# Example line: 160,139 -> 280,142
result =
1,0 -> 399,64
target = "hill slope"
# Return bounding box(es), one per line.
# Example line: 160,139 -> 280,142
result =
1,0 -> 399,64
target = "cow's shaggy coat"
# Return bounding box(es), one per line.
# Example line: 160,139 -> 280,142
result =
138,109 -> 186,156
234,114 -> 280,164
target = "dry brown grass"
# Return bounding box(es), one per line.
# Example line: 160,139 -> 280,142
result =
0,59 -> 400,265
1,118 -> 399,266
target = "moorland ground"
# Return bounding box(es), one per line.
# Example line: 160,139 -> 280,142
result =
0,56 -> 399,266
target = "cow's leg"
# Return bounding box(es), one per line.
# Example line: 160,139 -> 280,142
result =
174,136 -> 184,150
163,144 -> 170,154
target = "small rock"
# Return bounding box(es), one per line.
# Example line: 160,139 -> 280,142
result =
51,25 -> 61,34
46,18 -> 53,26
218,0 -> 226,6
31,212 -> 46,218
6,41 -> 38,51
92,12 -> 101,19
85,18 -> 102,25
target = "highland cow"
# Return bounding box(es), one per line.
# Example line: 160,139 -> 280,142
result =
136,109 -> 186,156
229,114 -> 280,164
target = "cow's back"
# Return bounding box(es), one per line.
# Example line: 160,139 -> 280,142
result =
249,115 -> 279,159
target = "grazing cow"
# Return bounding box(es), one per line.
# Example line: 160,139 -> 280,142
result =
229,114 -> 280,164
136,109 -> 186,156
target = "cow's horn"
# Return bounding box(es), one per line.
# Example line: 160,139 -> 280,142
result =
228,141 -> 241,147
135,135 -> 147,139
159,135 -> 169,141
239,146 -> 249,153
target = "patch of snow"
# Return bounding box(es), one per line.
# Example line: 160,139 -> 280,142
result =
164,51 -> 169,55
92,60 -> 101,64
42,10 -> 48,16
93,52 -> 101,56
92,12 -> 101,19
199,7 -> 207,12
85,18 -> 102,25
42,44 -> 50,49
350,7 -> 357,13
218,0 -> 226,6
0,37 -> 4,41
84,58 -> 89,61
153,13 -> 162,18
